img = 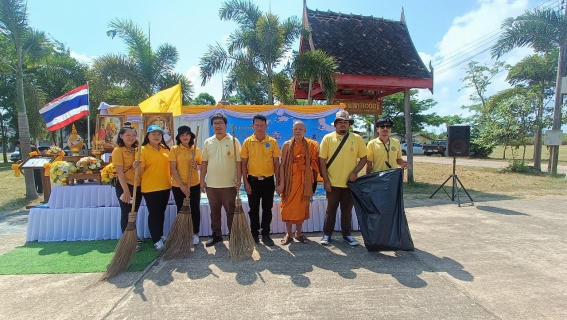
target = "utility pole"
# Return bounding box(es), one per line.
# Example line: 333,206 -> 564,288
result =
549,3 -> 567,175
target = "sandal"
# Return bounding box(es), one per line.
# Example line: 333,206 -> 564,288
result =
281,235 -> 293,245
294,235 -> 309,244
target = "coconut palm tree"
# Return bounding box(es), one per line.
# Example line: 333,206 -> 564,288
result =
491,7 -> 567,175
199,0 -> 301,105
293,49 -> 338,105
1,0 -> 49,199
91,18 -> 193,106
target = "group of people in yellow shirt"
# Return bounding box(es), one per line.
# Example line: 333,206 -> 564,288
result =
112,110 -> 409,252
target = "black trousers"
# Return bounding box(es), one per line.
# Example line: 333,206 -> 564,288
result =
33,169 -> 43,193
114,183 -> 142,233
172,184 -> 201,234
247,175 -> 275,236
142,189 -> 171,243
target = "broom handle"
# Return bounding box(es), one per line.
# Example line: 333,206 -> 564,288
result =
186,126 -> 200,191
129,128 -> 143,216
231,125 -> 239,192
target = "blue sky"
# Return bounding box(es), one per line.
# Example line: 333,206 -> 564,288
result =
26,0 -> 556,130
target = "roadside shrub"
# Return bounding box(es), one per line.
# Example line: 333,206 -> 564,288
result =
469,141 -> 493,158
504,159 -> 532,173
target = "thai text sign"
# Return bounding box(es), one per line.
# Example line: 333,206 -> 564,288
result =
337,100 -> 382,115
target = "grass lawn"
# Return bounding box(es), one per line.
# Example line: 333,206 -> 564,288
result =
406,162 -> 567,200
0,161 -> 37,213
489,145 -> 567,164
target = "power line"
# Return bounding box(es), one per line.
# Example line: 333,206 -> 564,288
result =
432,0 -> 559,75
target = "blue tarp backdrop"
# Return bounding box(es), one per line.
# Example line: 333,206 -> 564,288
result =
217,112 -> 337,146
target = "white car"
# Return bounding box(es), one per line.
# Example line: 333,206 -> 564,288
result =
401,143 -> 424,155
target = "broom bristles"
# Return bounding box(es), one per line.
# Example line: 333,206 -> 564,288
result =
228,198 -> 255,261
161,204 -> 194,259
101,220 -> 138,280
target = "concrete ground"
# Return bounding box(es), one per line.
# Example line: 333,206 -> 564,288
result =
0,196 -> 566,319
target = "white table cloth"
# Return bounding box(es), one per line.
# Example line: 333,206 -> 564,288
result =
47,184 -> 174,209
27,200 -> 359,242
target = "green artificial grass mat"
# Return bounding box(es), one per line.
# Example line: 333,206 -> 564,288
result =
0,239 -> 158,275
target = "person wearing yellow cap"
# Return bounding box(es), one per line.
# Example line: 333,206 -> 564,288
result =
319,110 -> 367,246
170,125 -> 202,246
136,124 -> 171,250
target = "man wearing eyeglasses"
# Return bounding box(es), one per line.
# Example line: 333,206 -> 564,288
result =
366,117 -> 409,174
200,113 -> 242,247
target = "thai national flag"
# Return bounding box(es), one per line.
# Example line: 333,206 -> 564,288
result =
40,84 -> 89,131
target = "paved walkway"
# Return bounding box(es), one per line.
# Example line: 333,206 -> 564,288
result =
0,197 -> 565,319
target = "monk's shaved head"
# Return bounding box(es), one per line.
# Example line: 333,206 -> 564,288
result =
292,120 -> 306,129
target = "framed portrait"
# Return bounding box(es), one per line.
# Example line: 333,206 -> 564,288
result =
143,113 -> 174,147
96,115 -> 125,148
19,156 -> 56,169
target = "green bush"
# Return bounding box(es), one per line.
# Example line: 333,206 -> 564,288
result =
504,159 -> 532,173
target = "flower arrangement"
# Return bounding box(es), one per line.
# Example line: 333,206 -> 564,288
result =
100,163 -> 117,184
45,145 -> 64,156
76,156 -> 103,172
50,161 -> 77,185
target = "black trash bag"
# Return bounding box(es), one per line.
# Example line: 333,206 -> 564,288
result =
347,168 -> 414,251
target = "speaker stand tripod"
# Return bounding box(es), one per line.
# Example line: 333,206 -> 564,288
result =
429,157 -> 473,206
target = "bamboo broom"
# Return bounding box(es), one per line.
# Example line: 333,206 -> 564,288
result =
228,125 -> 255,261
102,128 -> 143,280
162,126 -> 200,259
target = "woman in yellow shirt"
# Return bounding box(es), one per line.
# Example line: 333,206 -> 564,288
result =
111,122 -> 143,251
169,126 -> 202,245
137,124 -> 171,250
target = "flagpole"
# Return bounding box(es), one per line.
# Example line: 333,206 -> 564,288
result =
86,82 -> 91,151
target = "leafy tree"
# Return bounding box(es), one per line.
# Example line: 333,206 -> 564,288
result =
483,87 -> 538,162
0,0 -> 50,199
460,61 -> 508,158
505,52 -> 556,171
90,18 -> 193,109
492,7 -> 567,174
191,92 -> 216,105
199,0 -> 301,105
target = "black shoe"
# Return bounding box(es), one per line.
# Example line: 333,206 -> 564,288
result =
261,234 -> 274,246
252,234 -> 260,243
205,236 -> 223,247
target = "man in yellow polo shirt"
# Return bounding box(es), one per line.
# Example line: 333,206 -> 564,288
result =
200,113 -> 242,247
319,110 -> 367,246
366,117 -> 409,174
241,114 -> 281,246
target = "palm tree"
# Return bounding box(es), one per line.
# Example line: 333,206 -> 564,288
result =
1,0 -> 49,199
293,49 -> 338,105
199,0 -> 301,105
491,7 -> 567,175
91,18 -> 193,106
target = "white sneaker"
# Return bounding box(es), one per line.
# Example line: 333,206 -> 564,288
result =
193,234 -> 200,245
343,236 -> 359,246
161,235 -> 167,242
321,235 -> 331,245
154,239 -> 165,250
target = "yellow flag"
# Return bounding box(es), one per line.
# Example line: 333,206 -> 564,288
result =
139,84 -> 182,117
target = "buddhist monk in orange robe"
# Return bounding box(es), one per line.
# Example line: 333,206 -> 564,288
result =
276,121 -> 319,244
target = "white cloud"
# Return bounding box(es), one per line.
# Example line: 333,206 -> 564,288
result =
70,51 -> 96,66
425,0 -> 536,121
185,65 -> 223,103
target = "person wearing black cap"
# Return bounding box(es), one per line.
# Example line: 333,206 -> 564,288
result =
366,117 -> 409,174
169,125 -> 202,245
